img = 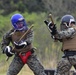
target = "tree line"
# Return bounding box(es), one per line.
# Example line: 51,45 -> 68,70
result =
0,0 -> 76,18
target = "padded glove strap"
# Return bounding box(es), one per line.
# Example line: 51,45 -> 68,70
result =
4,46 -> 14,57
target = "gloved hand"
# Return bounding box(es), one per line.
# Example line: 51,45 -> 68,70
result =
3,46 -> 14,57
44,20 -> 57,35
48,23 -> 57,35
14,41 -> 27,49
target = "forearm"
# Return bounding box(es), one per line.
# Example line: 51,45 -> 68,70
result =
1,30 -> 12,53
1,40 -> 10,53
54,28 -> 76,40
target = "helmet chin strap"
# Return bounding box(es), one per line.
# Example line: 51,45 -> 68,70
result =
17,27 -> 25,31
17,26 -> 28,31
64,19 -> 75,28
17,28 -> 24,31
64,22 -> 70,28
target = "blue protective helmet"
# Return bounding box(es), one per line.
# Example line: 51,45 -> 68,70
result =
60,15 -> 75,30
11,14 -> 28,31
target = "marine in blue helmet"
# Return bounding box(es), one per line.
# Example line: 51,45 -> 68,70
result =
1,13 -> 46,75
11,14 -> 28,31
44,14 -> 76,75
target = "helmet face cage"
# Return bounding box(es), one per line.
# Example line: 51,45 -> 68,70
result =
60,15 -> 75,30
69,19 -> 75,26
11,14 -> 28,31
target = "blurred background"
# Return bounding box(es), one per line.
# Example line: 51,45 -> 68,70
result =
0,0 -> 76,75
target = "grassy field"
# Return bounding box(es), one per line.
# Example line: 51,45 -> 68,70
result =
0,57 -> 57,75
0,62 -> 34,75
0,55 -> 75,75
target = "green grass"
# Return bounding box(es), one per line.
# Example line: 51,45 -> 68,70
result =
0,62 -> 34,75
0,56 -> 75,75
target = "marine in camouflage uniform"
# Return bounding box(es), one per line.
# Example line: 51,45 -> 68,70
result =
1,14 -> 46,75
44,15 -> 76,75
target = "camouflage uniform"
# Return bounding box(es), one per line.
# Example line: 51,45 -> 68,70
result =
54,27 -> 76,75
1,28 -> 46,75
44,15 -> 76,75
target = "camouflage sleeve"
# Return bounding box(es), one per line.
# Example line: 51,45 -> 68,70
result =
1,29 -> 13,52
25,29 -> 34,44
55,28 -> 76,40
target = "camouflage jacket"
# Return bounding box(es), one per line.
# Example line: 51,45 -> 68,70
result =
1,28 -> 34,53
54,27 -> 76,42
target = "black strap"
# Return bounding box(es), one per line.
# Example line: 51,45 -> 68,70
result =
63,50 -> 76,70
64,50 -> 76,56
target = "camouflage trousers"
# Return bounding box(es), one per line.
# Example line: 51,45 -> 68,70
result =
54,55 -> 76,75
7,53 -> 46,75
